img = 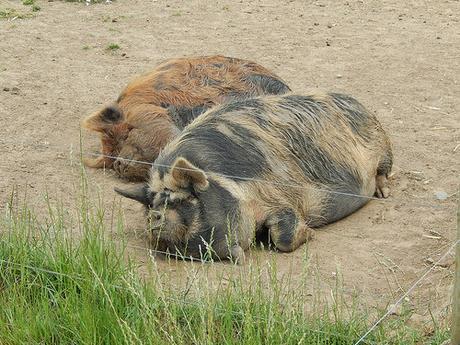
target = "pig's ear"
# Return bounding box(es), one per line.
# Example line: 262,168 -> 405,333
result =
82,104 -> 123,133
114,183 -> 153,206
171,157 -> 209,191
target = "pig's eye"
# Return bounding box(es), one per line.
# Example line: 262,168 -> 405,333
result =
188,189 -> 200,199
160,189 -> 171,199
187,187 -> 199,199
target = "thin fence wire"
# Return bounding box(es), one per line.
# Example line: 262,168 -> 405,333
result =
85,150 -> 456,209
84,150 -> 456,210
0,141 -> 457,209
353,239 -> 460,345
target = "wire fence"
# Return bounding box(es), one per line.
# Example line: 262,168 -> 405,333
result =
354,239 -> 459,345
0,142 -> 458,343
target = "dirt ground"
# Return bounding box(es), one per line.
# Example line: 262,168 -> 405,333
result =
1,0 -> 459,329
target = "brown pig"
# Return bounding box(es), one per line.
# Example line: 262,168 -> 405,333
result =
82,55 -> 291,181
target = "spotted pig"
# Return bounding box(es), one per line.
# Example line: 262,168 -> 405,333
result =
115,93 -> 393,263
82,55 -> 291,181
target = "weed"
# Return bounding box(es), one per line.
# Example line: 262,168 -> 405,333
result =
0,8 -> 32,19
107,43 -> 120,51
22,0 -> 34,5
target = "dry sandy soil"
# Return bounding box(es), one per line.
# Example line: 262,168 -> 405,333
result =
1,0 -> 459,331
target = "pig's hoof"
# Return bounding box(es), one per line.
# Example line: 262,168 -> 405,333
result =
375,175 -> 390,198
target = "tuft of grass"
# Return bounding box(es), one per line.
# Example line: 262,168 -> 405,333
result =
22,0 -> 35,5
82,45 -> 90,50
106,43 -> 120,51
0,165 -> 451,344
31,4 -> 40,12
0,8 -> 33,19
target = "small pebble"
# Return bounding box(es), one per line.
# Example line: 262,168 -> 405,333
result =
425,255 -> 454,268
388,303 -> 403,316
409,313 -> 426,325
437,255 -> 454,268
3,87 -> 10,92
434,191 -> 448,200
336,74 -> 343,78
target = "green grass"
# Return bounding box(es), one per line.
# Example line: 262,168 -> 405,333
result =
106,43 -> 120,51
0,170 -> 451,344
22,0 -> 35,5
0,8 -> 33,19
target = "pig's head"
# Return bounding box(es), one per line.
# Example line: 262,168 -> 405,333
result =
115,157 -> 239,244
82,104 -> 132,165
84,102 -> 180,181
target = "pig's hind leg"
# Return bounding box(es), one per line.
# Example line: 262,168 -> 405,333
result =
375,150 -> 392,198
266,209 -> 312,252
